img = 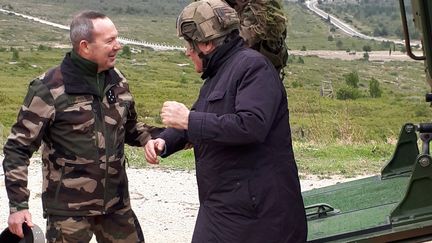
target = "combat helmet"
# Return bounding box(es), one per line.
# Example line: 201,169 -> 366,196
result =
176,0 -> 240,43
0,223 -> 44,243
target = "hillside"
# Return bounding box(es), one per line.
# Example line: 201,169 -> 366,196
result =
0,0 -> 430,175
318,0 -> 420,40
1,0 -> 404,51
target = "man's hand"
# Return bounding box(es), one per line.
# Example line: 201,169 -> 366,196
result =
161,101 -> 190,130
144,138 -> 166,164
8,209 -> 33,238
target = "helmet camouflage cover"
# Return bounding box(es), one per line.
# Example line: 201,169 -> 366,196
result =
177,0 -> 240,42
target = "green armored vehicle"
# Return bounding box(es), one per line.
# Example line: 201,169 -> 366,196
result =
303,0 -> 432,242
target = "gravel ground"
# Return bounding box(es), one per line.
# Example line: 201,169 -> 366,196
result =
0,155 -> 363,243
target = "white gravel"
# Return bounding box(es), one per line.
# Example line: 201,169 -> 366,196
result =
0,155 -> 363,243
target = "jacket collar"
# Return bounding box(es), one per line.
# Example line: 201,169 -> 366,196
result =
61,51 -> 121,95
201,35 -> 244,80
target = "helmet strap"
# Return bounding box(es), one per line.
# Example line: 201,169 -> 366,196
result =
190,40 -> 204,57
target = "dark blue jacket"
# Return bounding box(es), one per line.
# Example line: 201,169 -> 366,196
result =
160,37 -> 307,243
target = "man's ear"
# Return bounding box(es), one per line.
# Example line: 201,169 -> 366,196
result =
79,40 -> 90,54
198,41 -> 216,54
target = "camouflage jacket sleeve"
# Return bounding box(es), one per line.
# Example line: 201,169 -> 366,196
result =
3,78 -> 55,213
122,88 -> 163,147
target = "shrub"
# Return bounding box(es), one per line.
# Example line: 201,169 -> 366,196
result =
369,78 -> 382,98
288,55 -> 296,63
179,71 -> 187,84
297,56 -> 305,64
336,40 -> 344,49
363,52 -> 369,61
11,48 -> 19,61
336,85 -> 361,100
344,71 -> 360,88
37,45 -> 48,51
292,80 -> 303,88
121,45 -> 132,59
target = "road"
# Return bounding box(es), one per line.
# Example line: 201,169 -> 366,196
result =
290,50 -> 420,62
305,0 -> 409,46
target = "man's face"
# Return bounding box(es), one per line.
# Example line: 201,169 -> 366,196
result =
185,42 -> 203,73
87,18 -> 121,73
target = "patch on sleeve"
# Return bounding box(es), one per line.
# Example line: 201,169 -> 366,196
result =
23,80 -> 38,107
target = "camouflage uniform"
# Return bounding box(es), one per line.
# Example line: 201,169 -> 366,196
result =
226,0 -> 288,73
45,206 -> 143,243
3,51 -> 160,242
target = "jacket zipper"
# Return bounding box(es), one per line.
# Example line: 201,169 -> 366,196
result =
54,166 -> 66,204
100,81 -> 117,214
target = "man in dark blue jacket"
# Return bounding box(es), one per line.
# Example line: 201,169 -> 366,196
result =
144,0 -> 307,242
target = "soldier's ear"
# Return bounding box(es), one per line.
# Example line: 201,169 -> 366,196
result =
197,41 -> 216,55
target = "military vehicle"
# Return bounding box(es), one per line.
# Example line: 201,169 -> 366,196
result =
303,0 -> 432,242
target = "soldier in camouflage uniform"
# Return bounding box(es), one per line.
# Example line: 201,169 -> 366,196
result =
3,11 -> 161,243
224,0 -> 288,76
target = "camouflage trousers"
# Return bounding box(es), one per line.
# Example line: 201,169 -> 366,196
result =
46,208 -> 144,243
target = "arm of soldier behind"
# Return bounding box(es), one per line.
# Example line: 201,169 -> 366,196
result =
123,92 -> 164,147
3,78 -> 54,234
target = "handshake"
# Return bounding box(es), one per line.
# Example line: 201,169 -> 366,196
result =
144,101 -> 190,164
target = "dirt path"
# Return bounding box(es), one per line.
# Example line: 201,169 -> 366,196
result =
290,50 -> 422,62
0,156 -> 365,243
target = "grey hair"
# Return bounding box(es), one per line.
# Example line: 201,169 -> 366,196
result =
212,29 -> 239,47
211,35 -> 227,48
70,11 -> 106,51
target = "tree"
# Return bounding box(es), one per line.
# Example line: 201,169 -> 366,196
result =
369,78 -> 382,98
11,48 -> 19,61
336,40 -> 344,49
373,27 -> 381,37
121,45 -> 131,59
363,52 -> 369,61
301,45 -> 307,51
344,71 -> 360,88
362,45 -> 372,52
327,35 -> 334,41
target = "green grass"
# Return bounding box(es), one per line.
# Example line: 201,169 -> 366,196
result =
123,142 -> 395,177
0,1 -> 430,176
295,142 -> 394,176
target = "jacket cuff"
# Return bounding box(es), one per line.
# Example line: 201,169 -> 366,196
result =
187,111 -> 205,143
9,201 -> 29,214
